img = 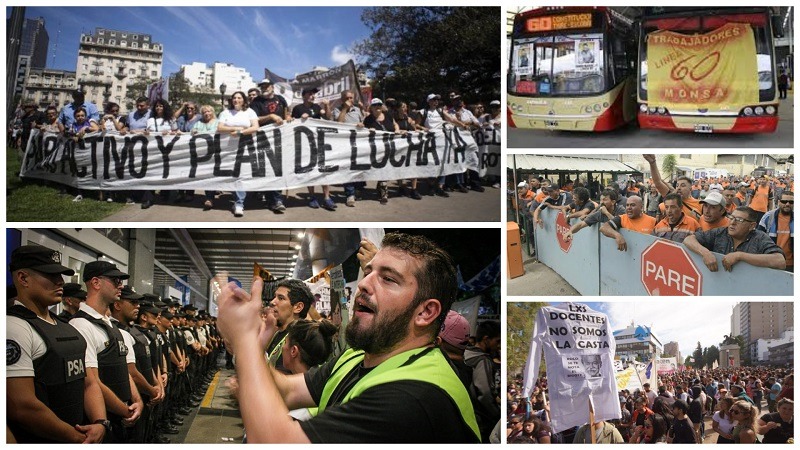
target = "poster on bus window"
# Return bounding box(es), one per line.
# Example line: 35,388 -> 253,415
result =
646,22 -> 759,110
574,39 -> 598,71
515,43 -> 533,75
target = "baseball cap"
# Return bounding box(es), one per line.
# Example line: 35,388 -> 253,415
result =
370,98 -> 383,106
138,303 -> 161,316
730,383 -> 745,391
439,310 -> 470,350
161,311 -> 174,320
82,261 -> 129,282
258,78 -> 272,86
545,184 -> 559,192
489,100 -> 501,106
700,191 -> 726,207
426,93 -> 441,102
10,245 -> 75,275
119,285 -> 143,301
183,304 -> 198,312
63,283 -> 87,300
517,181 -> 528,188
301,87 -> 319,96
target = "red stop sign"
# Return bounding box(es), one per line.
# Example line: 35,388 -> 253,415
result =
555,211 -> 572,253
641,240 -> 702,296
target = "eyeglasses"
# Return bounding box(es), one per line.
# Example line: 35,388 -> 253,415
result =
727,215 -> 754,224
779,199 -> 794,204
187,107 -> 196,111
100,276 -> 123,286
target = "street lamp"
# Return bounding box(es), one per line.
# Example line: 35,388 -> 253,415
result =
219,82 -> 227,112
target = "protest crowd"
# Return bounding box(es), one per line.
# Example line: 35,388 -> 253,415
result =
512,154 -> 794,273
10,83 -> 501,217
7,233 -> 501,443
508,367 -> 794,444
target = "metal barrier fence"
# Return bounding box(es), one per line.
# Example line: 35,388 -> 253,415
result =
533,208 -> 793,296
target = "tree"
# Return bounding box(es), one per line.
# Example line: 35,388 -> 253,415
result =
705,345 -> 720,369
507,302 -> 546,380
352,7 -> 500,105
662,154 -> 677,181
684,355 -> 693,369
124,78 -> 157,111
693,342 -> 703,369
733,335 -> 751,366
167,72 -> 219,112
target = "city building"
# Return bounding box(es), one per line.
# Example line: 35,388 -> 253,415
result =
76,27 -> 163,112
212,62 -> 256,94
663,341 -> 682,367
731,303 -> 742,338
613,321 -> 663,363
768,341 -> 793,367
753,328 -> 793,364
180,62 -> 213,89
21,17 -> 49,69
731,302 -> 794,363
22,67 -> 78,109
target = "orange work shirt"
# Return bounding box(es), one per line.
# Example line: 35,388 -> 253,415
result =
750,185 -> 771,213
621,214 -> 657,234
776,214 -> 793,268
699,215 -> 730,231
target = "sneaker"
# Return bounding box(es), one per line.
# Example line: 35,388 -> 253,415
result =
410,190 -> 422,200
272,201 -> 286,213
308,198 -> 320,209
72,194 -> 83,202
125,197 -> 136,205
106,197 -> 114,203
380,195 -> 388,205
323,198 -> 337,210
434,187 -> 450,198
456,184 -> 469,193
233,204 -> 244,217
346,195 -> 356,207
203,200 -> 213,211
492,182 -> 500,189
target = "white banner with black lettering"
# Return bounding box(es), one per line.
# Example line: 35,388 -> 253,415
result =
19,119 -> 479,191
471,126 -> 501,177
522,303 -> 620,433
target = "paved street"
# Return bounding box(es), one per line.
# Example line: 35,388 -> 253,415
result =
508,94 -> 794,149
102,181 -> 500,222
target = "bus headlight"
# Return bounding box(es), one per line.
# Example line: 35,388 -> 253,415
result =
766,106 -> 776,115
648,106 -> 657,114
657,107 -> 666,114
743,107 -> 754,116
593,104 -> 601,112
754,106 -> 764,115
639,104 -> 648,113
585,106 -> 593,114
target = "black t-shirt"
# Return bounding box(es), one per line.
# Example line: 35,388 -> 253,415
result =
250,96 -> 288,124
671,417 -> 695,443
299,351 -> 479,443
291,103 -> 323,119
363,114 -> 396,132
760,412 -> 793,443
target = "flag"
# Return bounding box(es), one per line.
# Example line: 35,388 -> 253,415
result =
460,256 -> 500,293
146,77 -> 169,105
263,59 -> 362,110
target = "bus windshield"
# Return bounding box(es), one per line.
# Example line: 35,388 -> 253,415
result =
511,33 -> 606,96
639,12 -> 775,101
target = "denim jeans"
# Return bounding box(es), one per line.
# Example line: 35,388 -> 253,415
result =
235,191 -> 246,207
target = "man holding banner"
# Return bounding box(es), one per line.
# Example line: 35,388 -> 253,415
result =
251,78 -> 291,213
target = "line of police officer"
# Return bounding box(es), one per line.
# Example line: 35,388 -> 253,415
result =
6,245 -> 222,443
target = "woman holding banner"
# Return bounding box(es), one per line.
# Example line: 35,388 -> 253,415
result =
217,91 -> 259,217
192,105 -> 220,211
393,101 -> 423,200
364,98 -> 399,205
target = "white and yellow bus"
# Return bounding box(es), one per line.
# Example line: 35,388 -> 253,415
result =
637,7 -> 782,133
507,7 -> 638,132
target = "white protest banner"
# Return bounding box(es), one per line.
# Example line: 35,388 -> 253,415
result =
307,276 -> 332,316
471,126 -> 501,177
615,366 -> 643,393
656,357 -> 677,375
523,303 -> 620,433
19,119 -> 478,191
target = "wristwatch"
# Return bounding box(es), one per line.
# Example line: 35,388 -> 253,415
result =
93,419 -> 111,432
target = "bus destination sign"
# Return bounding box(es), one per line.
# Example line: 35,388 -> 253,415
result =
526,13 -> 593,32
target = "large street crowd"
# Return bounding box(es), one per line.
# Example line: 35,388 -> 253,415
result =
507,366 -> 794,444
9,83 -> 501,217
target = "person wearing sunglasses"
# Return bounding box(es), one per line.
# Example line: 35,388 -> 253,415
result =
683,206 -> 787,272
757,191 -> 794,272
70,261 -> 144,442
730,400 -> 758,444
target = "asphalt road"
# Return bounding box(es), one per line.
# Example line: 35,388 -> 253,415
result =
101,181 -> 501,222
508,94 -> 794,149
